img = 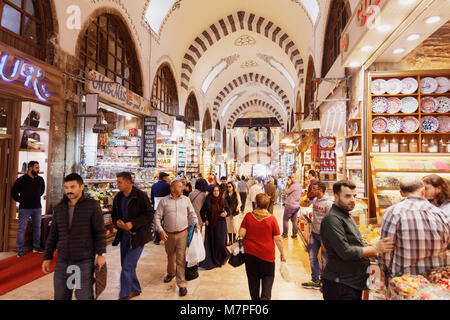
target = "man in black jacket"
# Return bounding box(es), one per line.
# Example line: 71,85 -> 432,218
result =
42,173 -> 106,300
112,172 -> 153,300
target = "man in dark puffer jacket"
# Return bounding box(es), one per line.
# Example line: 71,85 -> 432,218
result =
42,173 -> 106,300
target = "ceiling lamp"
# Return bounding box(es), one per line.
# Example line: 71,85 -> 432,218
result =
376,24 -> 391,32
361,45 -> 373,52
425,16 -> 441,24
349,61 -> 360,67
393,48 -> 405,54
399,0 -> 416,5
407,34 -> 420,41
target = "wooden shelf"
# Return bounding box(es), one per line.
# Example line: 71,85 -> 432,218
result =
421,113 -> 450,116
371,93 -> 418,97
18,172 -> 44,174
348,118 -> 362,121
346,151 -> 362,155
19,149 -> 45,152
346,135 -> 361,139
421,132 -> 450,134
20,126 -> 48,132
372,132 -> 419,135
421,92 -> 450,96
372,113 -> 419,116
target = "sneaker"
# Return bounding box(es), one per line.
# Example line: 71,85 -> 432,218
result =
33,248 -> 44,253
17,252 -> 25,258
301,280 -> 321,290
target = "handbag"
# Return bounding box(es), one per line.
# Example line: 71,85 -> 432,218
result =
228,238 -> 245,267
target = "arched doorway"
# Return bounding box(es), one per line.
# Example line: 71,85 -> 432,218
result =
304,56 -> 316,120
79,13 -> 143,95
152,64 -> 178,115
185,92 -> 200,127
202,108 -> 212,139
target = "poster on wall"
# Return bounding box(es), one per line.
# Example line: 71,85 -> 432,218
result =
142,116 -> 157,168
318,137 -> 337,180
157,143 -> 176,171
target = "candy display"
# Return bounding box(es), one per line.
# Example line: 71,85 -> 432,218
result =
358,224 -> 380,245
426,266 -> 450,289
390,275 -> 430,299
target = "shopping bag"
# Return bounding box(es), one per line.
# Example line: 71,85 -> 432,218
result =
94,263 -> 107,300
228,239 -> 245,267
186,231 -> 206,268
280,262 -> 291,282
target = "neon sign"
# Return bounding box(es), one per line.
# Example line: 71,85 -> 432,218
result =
356,0 -> 382,27
0,52 -> 50,102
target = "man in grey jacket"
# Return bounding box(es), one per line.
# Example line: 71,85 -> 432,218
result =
302,182 -> 333,289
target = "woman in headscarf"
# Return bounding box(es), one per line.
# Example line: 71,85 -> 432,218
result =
188,178 -> 209,230
199,185 -> 230,270
225,182 -> 241,245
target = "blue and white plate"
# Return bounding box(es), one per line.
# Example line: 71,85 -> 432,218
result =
421,116 -> 439,133
387,117 -> 403,133
421,77 -> 438,94
372,97 -> 388,114
436,96 -> 450,113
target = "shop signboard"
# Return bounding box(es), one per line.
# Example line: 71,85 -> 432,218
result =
87,70 -> 151,116
142,116 -> 157,168
318,137 -> 337,179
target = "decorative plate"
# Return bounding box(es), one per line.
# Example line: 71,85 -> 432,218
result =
372,116 -> 388,133
435,77 -> 450,94
328,139 -> 336,148
401,77 -> 418,94
420,77 -> 438,94
402,116 -> 419,133
387,117 -> 403,133
421,116 -> 439,133
421,96 -> 438,113
436,96 -> 450,113
386,97 -> 402,114
437,116 -> 450,133
401,97 -> 419,113
372,97 -> 388,113
320,138 -> 329,148
371,79 -> 387,95
353,139 -> 359,152
386,78 -> 403,94
347,140 -> 353,153
352,122 -> 359,135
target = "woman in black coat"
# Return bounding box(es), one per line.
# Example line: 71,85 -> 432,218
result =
199,185 -> 230,270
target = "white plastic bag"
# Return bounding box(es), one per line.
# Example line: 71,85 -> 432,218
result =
280,262 -> 291,282
186,231 -> 206,267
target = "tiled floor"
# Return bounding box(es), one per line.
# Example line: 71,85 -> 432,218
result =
0,203 -> 323,300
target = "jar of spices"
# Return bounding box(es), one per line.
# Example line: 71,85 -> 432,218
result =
438,138 -> 446,153
421,137 -> 428,153
409,137 -> 418,153
428,137 -> 438,153
372,137 -> 380,152
380,137 -> 389,153
389,137 -> 399,152
399,138 -> 409,152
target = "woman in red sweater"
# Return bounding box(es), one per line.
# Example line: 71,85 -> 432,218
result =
239,193 -> 286,300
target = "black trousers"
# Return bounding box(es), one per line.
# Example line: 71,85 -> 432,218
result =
322,278 -> 363,300
244,253 -> 275,300
239,192 -> 247,212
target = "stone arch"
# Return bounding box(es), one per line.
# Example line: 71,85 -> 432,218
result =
181,11 -> 304,90
151,63 -> 179,115
303,56 -> 316,120
202,108 -> 212,140
211,72 -> 290,120
184,91 -> 200,126
226,99 -> 285,129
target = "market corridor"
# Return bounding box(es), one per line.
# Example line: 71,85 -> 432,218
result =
0,203 -> 322,300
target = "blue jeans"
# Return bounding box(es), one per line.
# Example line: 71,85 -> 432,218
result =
308,232 -> 327,282
54,258 -> 95,300
282,206 -> 299,237
16,208 -> 42,254
119,232 -> 144,299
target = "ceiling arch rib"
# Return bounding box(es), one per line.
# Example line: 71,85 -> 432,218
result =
211,72 -> 290,121
180,11 -> 304,91
226,99 -> 285,129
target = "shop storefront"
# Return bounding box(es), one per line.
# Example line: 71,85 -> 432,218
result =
185,127 -> 201,178
153,109 -> 176,176
0,43 -> 63,251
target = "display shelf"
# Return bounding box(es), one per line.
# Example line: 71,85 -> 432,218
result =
346,151 -> 362,155
348,118 -> 362,121
20,126 -> 48,131
19,149 -> 45,152
371,93 -> 419,97
372,113 -> 420,116
346,135 -> 362,139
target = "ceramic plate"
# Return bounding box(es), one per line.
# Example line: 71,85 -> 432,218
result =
420,77 -> 438,94
401,77 -> 418,94
371,79 -> 387,95
347,140 -> 353,153
421,96 -> 438,113
372,116 -> 388,133
372,97 -> 388,113
386,78 -> 403,94
387,117 -> 403,133
320,138 -> 329,148
421,116 -> 439,133
352,122 -> 359,135
437,116 -> 450,133
402,116 -> 419,133
386,97 -> 402,114
353,139 -> 359,152
401,96 -> 419,113
436,96 -> 450,113
435,77 -> 450,94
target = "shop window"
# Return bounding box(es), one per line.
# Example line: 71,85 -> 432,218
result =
321,0 -> 350,77
0,0 -> 47,60
80,14 -> 143,95
152,64 -> 179,116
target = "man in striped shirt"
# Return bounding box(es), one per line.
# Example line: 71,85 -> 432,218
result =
378,177 -> 450,281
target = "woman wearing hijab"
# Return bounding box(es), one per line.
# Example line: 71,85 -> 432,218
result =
188,179 -> 209,230
422,174 -> 450,215
199,185 -> 230,270
239,193 -> 286,300
225,182 -> 241,246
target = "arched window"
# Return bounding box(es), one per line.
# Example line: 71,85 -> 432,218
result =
304,56 -> 316,120
202,108 -> 212,140
0,0 -> 52,61
79,14 -> 143,95
290,111 -> 295,131
215,121 -> 221,144
222,127 -> 226,153
152,64 -> 178,115
185,93 -> 199,127
321,0 -> 351,77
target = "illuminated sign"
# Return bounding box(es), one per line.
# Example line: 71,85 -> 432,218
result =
356,0 -> 382,27
0,52 -> 50,102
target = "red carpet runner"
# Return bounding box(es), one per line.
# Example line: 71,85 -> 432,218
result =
0,252 -> 58,296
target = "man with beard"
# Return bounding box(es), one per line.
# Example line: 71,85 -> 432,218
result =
42,173 -> 106,300
320,180 -> 394,300
11,161 -> 46,257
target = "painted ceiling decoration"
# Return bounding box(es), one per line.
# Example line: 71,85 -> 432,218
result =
201,54 -> 240,93
240,59 -> 258,68
180,10 -> 304,91
211,72 -> 290,121
292,0 -> 320,25
226,99 -> 285,129
257,53 -> 297,88
234,34 -> 256,46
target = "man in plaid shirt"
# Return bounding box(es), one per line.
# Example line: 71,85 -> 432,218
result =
378,177 -> 450,280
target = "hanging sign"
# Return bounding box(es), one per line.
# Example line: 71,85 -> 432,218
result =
142,116 -> 157,168
318,137 -> 337,179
